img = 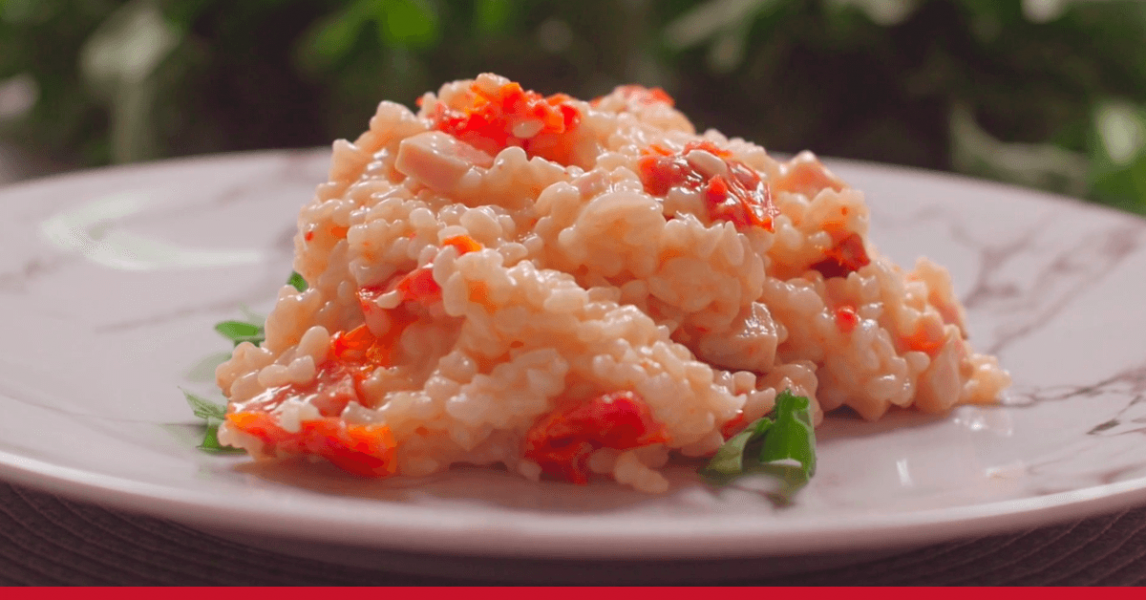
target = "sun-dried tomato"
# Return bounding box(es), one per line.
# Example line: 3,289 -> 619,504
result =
227,412 -> 397,477
811,233 -> 870,279
394,267 -> 442,304
431,81 -> 581,164
524,391 -> 668,485
638,141 -> 778,231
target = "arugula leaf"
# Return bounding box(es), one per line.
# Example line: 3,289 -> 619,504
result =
198,421 -> 242,453
182,388 -> 226,420
701,417 -> 772,479
214,319 -> 265,346
699,389 -> 817,499
288,270 -> 308,292
181,389 -> 243,454
759,390 -> 816,480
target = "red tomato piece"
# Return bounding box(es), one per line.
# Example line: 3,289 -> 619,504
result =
308,362 -> 366,417
835,305 -> 860,334
523,391 -> 669,485
431,81 -> 581,164
638,153 -> 704,197
442,234 -> 483,255
330,323 -> 377,362
395,267 -> 442,304
331,324 -> 398,369
811,232 -> 870,279
703,171 -> 775,230
720,410 -> 748,439
236,328 -> 384,418
901,320 -> 947,356
637,142 -> 778,231
558,103 -> 580,130
227,412 -> 397,478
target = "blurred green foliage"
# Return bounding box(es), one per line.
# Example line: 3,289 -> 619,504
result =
1,0 -> 1145,212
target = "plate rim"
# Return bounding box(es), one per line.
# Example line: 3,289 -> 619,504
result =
2,447 -> 1144,559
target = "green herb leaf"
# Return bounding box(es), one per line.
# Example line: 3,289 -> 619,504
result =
182,388 -> 226,421
759,389 -> 816,480
287,270 -> 308,292
699,389 -> 817,499
182,388 -> 243,453
198,421 -> 244,453
214,319 -> 265,346
700,417 -> 771,480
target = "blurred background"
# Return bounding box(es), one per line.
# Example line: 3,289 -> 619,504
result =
0,0 -> 1144,213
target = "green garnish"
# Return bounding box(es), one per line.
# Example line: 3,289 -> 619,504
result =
700,389 -> 817,502
288,270 -> 308,292
704,417 -> 772,476
213,320 -> 265,346
184,388 -> 226,421
181,389 -> 243,453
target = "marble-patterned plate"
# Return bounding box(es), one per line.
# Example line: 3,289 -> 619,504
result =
1,149 -> 1145,563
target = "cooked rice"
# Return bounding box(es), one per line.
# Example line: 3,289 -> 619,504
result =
216,74 -> 1010,493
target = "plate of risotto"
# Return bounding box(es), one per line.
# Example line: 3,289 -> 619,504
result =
1,74 -> 1145,565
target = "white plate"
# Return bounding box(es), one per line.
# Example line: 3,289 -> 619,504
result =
2,149 -> 1145,565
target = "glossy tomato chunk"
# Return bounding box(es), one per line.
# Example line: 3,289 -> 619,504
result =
524,391 -> 668,485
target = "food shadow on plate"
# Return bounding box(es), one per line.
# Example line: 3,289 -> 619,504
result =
231,456 -> 716,513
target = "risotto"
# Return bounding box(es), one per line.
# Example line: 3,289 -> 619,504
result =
215,74 -> 1010,493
